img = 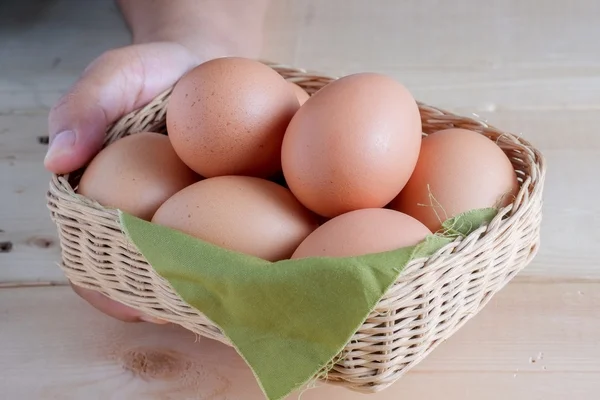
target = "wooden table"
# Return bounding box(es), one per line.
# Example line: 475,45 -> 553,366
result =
1,1 -> 598,398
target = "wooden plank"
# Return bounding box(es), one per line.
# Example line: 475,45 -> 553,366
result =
4,69 -> 600,114
282,0 -> 600,68
0,114 -> 64,283
1,283 -> 598,399
262,0 -> 600,111
464,110 -> 600,150
522,150 -> 600,279
4,0 -> 599,80
1,119 -> 599,283
0,0 -> 128,76
3,1 -> 600,113
2,148 -> 598,282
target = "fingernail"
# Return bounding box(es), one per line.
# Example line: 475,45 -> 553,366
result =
45,130 -> 76,163
140,315 -> 169,325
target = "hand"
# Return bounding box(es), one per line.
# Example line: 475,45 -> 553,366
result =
45,0 -> 267,173
70,282 -> 168,324
44,41 -> 200,174
45,42 -> 202,323
47,0 -> 266,323
46,41 -> 261,322
46,0 -> 266,322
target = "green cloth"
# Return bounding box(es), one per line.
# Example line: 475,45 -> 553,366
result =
120,208 -> 496,400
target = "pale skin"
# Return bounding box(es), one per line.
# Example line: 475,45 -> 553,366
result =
45,0 -> 269,323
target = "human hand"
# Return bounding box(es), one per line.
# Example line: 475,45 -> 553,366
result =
45,0 -> 266,173
45,42 -> 205,323
44,41 -> 200,174
46,0 -> 267,323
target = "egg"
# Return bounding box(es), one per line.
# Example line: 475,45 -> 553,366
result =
152,176 -> 319,261
281,72 -> 422,218
166,57 -> 300,178
77,132 -> 199,220
288,82 -> 310,105
292,208 -> 431,259
389,128 -> 519,232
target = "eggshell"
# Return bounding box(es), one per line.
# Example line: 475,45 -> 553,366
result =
288,82 -> 310,105
77,132 -> 199,221
151,176 -> 319,261
167,57 -> 300,178
281,72 -> 422,218
389,128 -> 519,232
292,208 -> 431,259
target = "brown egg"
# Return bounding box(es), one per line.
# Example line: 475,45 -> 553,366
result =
281,72 -> 422,218
77,132 -> 199,220
152,176 -> 319,261
389,128 -> 519,232
292,208 -> 431,259
166,57 -> 300,178
288,82 -> 310,105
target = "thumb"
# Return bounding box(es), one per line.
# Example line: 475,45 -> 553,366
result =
45,42 -> 199,174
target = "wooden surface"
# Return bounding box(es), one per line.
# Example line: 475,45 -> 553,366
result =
1,0 -> 598,398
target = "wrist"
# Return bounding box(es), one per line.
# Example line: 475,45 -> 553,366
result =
141,21 -> 262,61
120,0 -> 267,62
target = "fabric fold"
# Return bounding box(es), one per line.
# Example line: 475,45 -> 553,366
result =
120,207 -> 495,400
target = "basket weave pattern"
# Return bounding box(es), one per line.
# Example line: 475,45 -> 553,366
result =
47,63 -> 545,393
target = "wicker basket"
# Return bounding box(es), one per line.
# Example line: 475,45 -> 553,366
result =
47,62 -> 546,394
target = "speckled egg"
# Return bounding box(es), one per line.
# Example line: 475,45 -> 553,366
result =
281,72 -> 422,218
389,128 -> 519,232
167,57 -> 300,178
77,132 -> 199,221
152,176 -> 319,261
292,208 -> 431,259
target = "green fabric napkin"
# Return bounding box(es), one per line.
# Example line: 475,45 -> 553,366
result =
119,207 -> 496,400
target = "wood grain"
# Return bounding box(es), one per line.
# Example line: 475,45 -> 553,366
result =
1,285 -> 597,399
2,132 -> 598,283
0,115 -> 64,282
1,0 -> 599,398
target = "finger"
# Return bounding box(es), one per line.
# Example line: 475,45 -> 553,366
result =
70,283 -> 167,324
45,42 -> 199,174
